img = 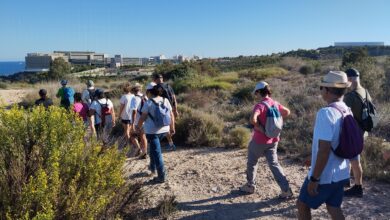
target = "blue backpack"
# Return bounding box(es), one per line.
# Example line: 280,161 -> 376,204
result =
62,87 -> 75,108
261,101 -> 283,138
149,98 -> 171,127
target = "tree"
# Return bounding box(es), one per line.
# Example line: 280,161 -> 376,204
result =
49,57 -> 71,80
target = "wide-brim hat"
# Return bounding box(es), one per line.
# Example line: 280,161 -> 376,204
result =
319,71 -> 351,88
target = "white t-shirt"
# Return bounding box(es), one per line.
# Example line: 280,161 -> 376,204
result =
133,93 -> 145,125
141,97 -> 172,134
119,94 -> 136,121
308,101 -> 350,184
90,98 -> 114,125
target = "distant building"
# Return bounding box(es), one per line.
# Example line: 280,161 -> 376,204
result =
54,51 -> 108,67
334,42 -> 384,47
25,53 -> 68,72
122,57 -> 142,66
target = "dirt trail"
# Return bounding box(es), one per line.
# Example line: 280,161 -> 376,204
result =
124,147 -> 390,219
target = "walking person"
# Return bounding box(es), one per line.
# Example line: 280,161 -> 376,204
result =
73,92 -> 89,125
153,73 -> 178,150
56,79 -> 75,110
239,81 -> 293,199
131,82 -> 148,159
89,89 -> 116,144
297,71 -> 351,220
35,89 -> 53,108
118,82 -> 139,155
343,68 -> 373,197
81,80 -> 96,106
136,82 -> 175,183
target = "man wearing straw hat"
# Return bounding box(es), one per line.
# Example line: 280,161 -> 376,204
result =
297,71 -> 351,220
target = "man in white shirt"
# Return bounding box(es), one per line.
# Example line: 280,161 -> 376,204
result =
297,71 -> 351,220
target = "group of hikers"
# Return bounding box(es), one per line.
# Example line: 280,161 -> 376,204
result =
35,74 -> 179,175
238,68 -> 375,220
35,68 -> 376,219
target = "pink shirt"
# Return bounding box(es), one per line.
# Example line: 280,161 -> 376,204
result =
73,102 -> 89,121
252,97 -> 284,144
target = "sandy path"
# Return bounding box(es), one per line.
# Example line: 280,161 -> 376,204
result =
124,147 -> 390,220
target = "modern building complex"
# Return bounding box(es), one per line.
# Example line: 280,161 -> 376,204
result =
25,50 -> 200,72
334,42 -> 385,47
25,53 -> 68,72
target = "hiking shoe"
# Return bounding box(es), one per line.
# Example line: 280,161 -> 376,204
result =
138,152 -> 147,160
279,188 -> 294,199
344,185 -> 363,198
239,184 -> 255,194
166,144 -> 176,151
150,176 -> 165,184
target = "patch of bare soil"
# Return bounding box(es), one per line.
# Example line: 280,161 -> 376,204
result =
124,147 -> 390,219
0,89 -> 31,105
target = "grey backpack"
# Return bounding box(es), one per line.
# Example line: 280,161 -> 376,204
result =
261,101 -> 283,138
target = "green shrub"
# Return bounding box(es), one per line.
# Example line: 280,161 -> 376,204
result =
299,65 -> 314,75
0,82 -> 7,89
361,137 -> 390,182
232,83 -> 256,103
213,72 -> 240,83
238,67 -> 288,81
175,105 -> 224,147
202,81 -> 234,91
173,75 -> 234,94
224,127 -> 251,148
0,106 -> 125,219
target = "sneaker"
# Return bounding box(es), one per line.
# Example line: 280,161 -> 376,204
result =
239,184 -> 255,194
150,176 -> 165,184
138,152 -> 147,160
344,185 -> 363,198
166,144 -> 176,151
279,188 -> 294,199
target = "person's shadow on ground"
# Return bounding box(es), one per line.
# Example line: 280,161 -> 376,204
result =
178,190 -> 296,220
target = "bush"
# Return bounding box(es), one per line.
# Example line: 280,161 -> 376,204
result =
175,105 -> 224,147
213,72 -> 240,83
0,82 -> 7,89
299,65 -> 314,75
0,106 -> 125,219
224,127 -> 251,148
361,137 -> 390,182
238,67 -> 288,81
173,75 -> 234,94
232,83 -> 256,103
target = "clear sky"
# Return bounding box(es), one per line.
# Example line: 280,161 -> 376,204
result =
0,0 -> 389,60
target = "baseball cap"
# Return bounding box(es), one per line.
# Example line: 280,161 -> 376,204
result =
345,68 -> 360,77
146,82 -> 157,90
60,79 -> 68,85
86,80 -> 94,88
252,81 -> 269,94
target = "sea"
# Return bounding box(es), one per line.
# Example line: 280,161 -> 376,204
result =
0,61 -> 26,76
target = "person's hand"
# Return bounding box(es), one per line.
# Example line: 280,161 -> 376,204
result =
307,181 -> 319,196
254,124 -> 264,133
112,121 -> 116,127
174,110 -> 179,119
170,127 -> 176,135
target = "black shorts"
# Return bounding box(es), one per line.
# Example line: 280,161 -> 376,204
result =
121,119 -> 132,125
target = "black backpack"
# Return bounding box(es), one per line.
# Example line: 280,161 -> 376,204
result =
88,88 -> 97,102
353,90 -> 379,132
159,83 -> 174,105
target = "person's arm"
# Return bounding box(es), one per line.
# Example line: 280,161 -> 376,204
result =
111,105 -> 116,126
56,88 -> 61,98
131,109 -> 137,131
172,94 -> 179,118
279,105 -> 291,118
89,109 -> 96,135
307,140 -> 332,196
250,110 -> 265,133
136,112 -> 148,132
170,110 -> 175,135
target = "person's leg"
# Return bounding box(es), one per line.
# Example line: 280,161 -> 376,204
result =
165,131 -> 176,150
326,205 -> 345,220
147,133 -> 166,181
146,134 -> 156,173
140,130 -> 148,155
246,141 -> 263,187
345,156 -> 363,197
264,143 -> 290,192
297,200 -> 312,220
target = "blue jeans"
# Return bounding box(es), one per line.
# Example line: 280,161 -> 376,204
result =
146,133 -> 167,180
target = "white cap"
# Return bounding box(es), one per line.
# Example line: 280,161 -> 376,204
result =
252,81 -> 269,94
146,82 -> 157,90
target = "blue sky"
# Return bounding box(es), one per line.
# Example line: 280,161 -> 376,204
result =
0,0 -> 389,60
